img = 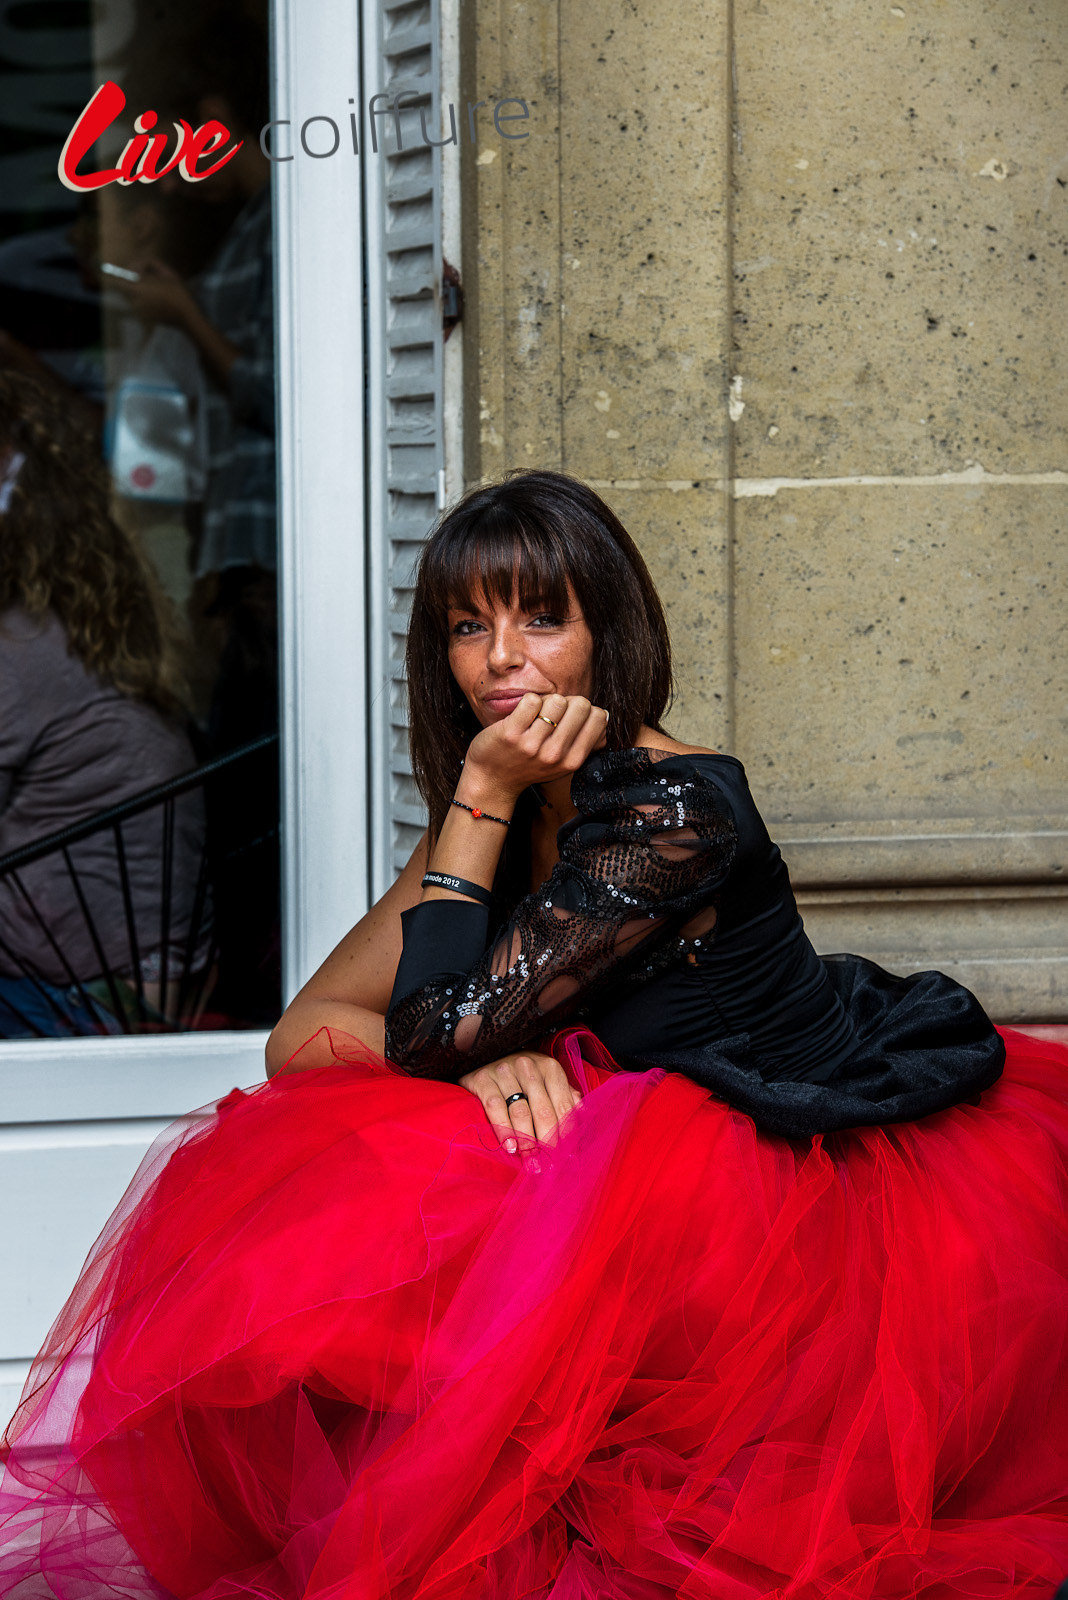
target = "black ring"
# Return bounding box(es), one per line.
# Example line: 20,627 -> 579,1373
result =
504,1091 -> 529,1107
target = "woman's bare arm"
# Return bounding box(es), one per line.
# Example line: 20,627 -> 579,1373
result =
263,830 -> 579,1147
263,729 -> 526,1079
265,691 -> 607,1085
264,830 -> 430,1076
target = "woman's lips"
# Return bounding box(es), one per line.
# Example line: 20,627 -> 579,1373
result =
482,691 -> 534,716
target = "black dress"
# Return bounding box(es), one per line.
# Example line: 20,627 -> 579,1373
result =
386,745 -> 1005,1137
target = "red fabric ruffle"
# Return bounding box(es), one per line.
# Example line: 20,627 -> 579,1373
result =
1,1025 -> 1067,1598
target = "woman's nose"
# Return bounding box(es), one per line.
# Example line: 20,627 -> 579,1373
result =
486,620 -> 524,670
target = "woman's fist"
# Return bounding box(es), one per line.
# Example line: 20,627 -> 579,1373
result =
462,692 -> 608,802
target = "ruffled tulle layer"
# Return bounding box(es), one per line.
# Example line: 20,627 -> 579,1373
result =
2,1027 -> 1067,1599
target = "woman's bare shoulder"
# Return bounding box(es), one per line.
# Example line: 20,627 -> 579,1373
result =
633,728 -> 719,759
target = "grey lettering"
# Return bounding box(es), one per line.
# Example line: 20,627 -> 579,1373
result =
367,92 -> 392,154
421,102 -> 458,149
393,89 -> 421,151
300,115 -> 340,159
467,100 -> 486,144
493,98 -> 529,139
259,120 -> 293,161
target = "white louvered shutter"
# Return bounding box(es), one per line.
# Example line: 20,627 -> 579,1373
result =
363,0 -> 445,897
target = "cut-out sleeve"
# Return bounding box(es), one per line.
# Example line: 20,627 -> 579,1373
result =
384,749 -> 737,1080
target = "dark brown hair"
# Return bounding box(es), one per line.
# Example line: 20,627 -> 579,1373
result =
406,469 -> 675,842
0,370 -> 188,720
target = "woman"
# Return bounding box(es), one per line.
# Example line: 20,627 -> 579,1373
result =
0,371 -> 206,1035
1,471 -> 1066,1597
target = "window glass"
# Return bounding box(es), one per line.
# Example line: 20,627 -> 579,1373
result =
0,0 -> 280,1037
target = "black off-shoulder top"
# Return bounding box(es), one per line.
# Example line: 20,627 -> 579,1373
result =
385,748 -> 1005,1138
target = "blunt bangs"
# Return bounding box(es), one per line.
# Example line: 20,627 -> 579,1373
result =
422,505 -> 574,624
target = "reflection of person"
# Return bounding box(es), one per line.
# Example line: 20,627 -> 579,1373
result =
0,184 -> 225,457
3,474 -> 1067,1593
101,48 -> 280,1015
0,372 -> 204,1036
110,89 -> 276,594
94,186 -> 209,509
0,210 -> 104,442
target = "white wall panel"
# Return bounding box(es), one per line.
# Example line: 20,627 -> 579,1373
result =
0,1033 -> 267,1428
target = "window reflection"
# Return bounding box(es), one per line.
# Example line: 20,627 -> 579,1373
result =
0,2 -> 280,1037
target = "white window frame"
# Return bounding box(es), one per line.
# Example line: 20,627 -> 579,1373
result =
274,0 -> 372,996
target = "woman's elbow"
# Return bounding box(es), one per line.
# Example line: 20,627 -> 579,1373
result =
263,994 -> 389,1079
264,1016 -> 291,1078
264,997 -> 315,1078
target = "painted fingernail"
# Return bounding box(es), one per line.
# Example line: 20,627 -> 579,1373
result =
504,1138 -> 518,1154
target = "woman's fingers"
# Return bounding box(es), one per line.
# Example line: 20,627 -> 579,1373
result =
522,691 -> 575,760
531,694 -> 610,771
465,692 -> 608,794
458,1065 -> 525,1152
534,1053 -> 583,1127
513,1053 -> 584,1142
511,689 -> 559,734
513,1055 -> 564,1143
458,1053 -> 582,1153
500,1068 -> 539,1144
579,700 -> 611,755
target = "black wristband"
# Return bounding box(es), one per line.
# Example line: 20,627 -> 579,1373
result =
421,872 -> 494,909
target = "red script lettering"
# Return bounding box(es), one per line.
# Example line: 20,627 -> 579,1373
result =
59,83 -> 242,192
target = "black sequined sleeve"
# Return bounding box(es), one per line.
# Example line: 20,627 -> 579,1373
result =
384,749 -> 737,1080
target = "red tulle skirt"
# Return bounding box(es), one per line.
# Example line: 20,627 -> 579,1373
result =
2,1026 -> 1067,1600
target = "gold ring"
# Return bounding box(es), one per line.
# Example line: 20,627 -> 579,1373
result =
537,714 -> 559,728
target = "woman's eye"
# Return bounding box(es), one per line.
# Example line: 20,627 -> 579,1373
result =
450,613 -> 563,635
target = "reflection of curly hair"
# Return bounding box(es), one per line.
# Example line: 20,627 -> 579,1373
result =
0,370 -> 188,720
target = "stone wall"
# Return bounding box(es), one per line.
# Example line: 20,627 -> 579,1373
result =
458,0 -> 1067,1019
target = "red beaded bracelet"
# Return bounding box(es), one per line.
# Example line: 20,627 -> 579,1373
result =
450,798 -> 510,827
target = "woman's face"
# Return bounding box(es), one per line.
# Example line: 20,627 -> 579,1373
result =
447,580 -> 595,727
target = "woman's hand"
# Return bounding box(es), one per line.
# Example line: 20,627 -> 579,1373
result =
462,692 -> 609,804
458,1049 -> 583,1153
112,259 -> 198,329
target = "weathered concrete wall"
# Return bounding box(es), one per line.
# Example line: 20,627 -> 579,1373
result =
460,0 -> 733,740
460,0 -> 1068,1019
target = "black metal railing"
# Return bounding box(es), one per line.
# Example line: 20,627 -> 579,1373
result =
0,734 -> 279,1039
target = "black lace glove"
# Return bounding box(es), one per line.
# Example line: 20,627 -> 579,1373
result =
385,748 -> 738,1080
